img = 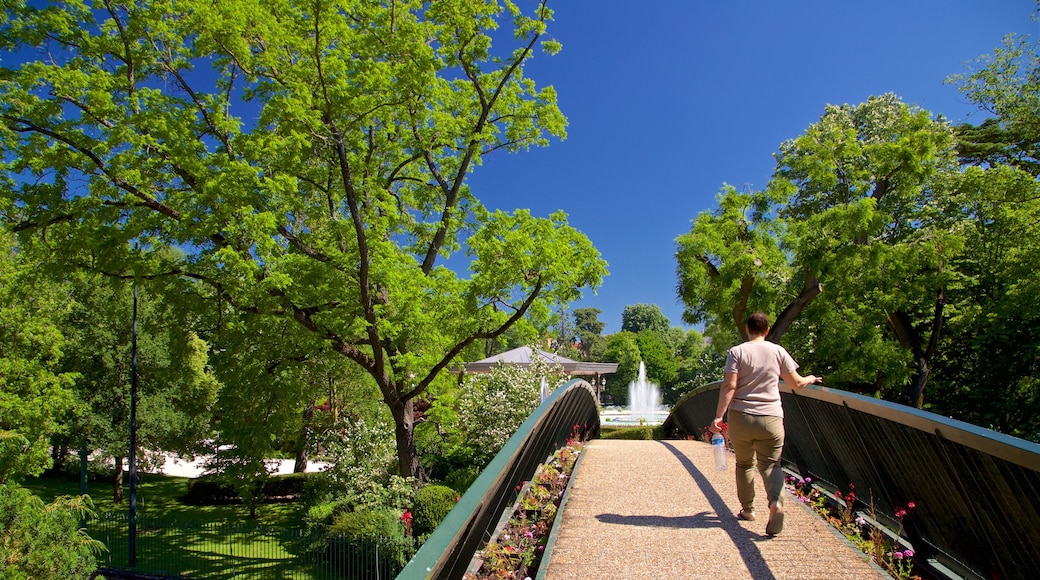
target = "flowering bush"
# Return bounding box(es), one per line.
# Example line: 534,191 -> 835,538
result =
457,348 -> 567,467
464,428 -> 586,580
785,476 -> 920,579
315,417 -> 415,511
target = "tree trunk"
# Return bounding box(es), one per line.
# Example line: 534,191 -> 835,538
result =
888,288 -> 945,408
390,397 -> 419,480
114,456 -> 124,504
769,269 -> 822,342
733,276 -> 754,341
901,356 -> 930,409
293,404 -> 315,473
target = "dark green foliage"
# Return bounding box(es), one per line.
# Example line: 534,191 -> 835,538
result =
412,484 -> 460,538
329,509 -> 405,540
443,466 -> 479,495
180,472 -> 312,505
0,483 -> 102,579
599,425 -> 656,440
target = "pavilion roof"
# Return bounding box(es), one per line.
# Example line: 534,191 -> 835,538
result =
459,345 -> 618,376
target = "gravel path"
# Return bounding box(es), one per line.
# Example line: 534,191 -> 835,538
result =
544,439 -> 889,580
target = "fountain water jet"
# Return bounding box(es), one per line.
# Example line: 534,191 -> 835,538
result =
628,361 -> 663,423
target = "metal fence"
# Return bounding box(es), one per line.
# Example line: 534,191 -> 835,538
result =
89,512 -> 413,579
664,381 -> 1040,580
398,378 -> 599,580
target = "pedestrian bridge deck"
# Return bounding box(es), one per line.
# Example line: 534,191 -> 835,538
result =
544,439 -> 887,580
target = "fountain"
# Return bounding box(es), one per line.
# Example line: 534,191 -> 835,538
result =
602,361 -> 668,425
628,361 -> 663,422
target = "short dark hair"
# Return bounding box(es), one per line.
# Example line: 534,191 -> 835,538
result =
746,311 -> 770,335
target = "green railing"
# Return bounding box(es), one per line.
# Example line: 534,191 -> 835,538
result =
664,381 -> 1040,580
89,512 -> 412,579
397,378 -> 599,580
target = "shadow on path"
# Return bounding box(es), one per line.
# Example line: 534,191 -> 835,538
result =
658,440 -> 778,580
596,511 -> 721,529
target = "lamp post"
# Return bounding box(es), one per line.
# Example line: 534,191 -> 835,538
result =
128,283 -> 138,567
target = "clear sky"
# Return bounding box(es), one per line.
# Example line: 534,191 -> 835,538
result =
465,0 -> 1040,335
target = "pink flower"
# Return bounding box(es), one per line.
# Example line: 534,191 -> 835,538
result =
904,549 -> 914,558
907,501 -> 916,509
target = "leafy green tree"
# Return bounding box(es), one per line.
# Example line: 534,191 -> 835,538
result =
53,274 -> 220,503
634,329 -> 678,403
573,307 -> 607,361
603,332 -> 640,406
776,94 -> 959,405
673,329 -> 725,396
677,95 -> 960,406
675,185 -> 794,341
0,0 -> 605,479
928,166 -> 1040,439
0,234 -> 77,480
0,484 -> 103,579
948,34 -> 1040,175
620,304 -> 671,336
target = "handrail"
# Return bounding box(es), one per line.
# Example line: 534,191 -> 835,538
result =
664,381 -> 1040,580
397,378 -> 599,580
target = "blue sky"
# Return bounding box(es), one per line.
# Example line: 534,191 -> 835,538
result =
466,0 -> 1039,334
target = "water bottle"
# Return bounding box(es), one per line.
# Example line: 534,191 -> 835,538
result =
711,432 -> 727,471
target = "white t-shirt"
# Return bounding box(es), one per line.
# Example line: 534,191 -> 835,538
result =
724,339 -> 799,418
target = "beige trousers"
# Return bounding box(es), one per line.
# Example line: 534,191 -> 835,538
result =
727,409 -> 785,513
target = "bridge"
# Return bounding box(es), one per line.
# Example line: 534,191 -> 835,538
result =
399,378 -> 1040,579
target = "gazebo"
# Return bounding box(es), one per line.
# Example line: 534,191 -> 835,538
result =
458,346 -> 618,404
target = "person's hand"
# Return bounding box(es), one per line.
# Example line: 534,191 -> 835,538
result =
708,418 -> 723,433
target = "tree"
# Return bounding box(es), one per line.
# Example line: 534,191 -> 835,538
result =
0,233 -> 77,480
775,94 -> 958,406
673,329 -> 725,397
633,329 -> 678,402
602,332 -> 640,406
620,304 -> 672,336
947,34 -> 1040,175
0,1 -> 606,479
573,307 -> 606,360
0,484 -> 103,579
53,274 -> 220,503
675,185 -> 794,342
928,159 -> 1040,439
677,95 -> 960,406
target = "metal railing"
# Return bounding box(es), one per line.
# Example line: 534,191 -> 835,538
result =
664,381 -> 1040,580
397,378 -> 599,580
89,512 -> 412,579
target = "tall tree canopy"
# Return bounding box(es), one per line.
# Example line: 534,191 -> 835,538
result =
0,0 -> 606,478
677,94 -> 960,407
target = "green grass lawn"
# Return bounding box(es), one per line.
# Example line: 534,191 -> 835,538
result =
21,472 -> 302,527
20,473 -> 348,578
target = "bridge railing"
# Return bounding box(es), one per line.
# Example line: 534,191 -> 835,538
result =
398,378 -> 599,580
664,381 -> 1040,580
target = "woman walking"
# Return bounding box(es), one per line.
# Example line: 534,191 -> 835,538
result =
709,311 -> 822,536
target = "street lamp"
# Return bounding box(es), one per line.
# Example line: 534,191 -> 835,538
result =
128,283 -> 138,567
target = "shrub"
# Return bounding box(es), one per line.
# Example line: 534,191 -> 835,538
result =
326,509 -> 411,576
412,484 -> 459,538
180,472 -> 313,505
0,483 -> 103,579
443,466 -> 479,495
600,425 -> 655,440
329,508 -> 406,540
